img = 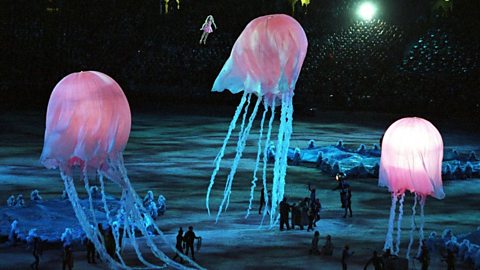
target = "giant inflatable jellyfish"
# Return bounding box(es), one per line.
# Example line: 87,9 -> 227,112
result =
206,14 -> 308,226
379,117 -> 445,259
41,71 -> 203,270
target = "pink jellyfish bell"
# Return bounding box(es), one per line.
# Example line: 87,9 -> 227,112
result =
41,71 -> 202,270
206,14 -> 308,225
379,117 -> 445,258
41,71 -> 131,181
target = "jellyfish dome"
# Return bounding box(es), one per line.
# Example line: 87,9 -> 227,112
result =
207,14 -> 308,226
41,71 -> 130,176
379,117 -> 445,199
41,71 -> 202,270
212,14 -> 308,106
378,117 -> 445,259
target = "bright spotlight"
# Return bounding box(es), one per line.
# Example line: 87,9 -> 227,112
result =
357,2 -> 377,21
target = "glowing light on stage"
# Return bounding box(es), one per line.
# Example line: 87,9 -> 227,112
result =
357,2 -> 377,21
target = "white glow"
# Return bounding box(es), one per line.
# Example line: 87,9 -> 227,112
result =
357,2 -> 377,21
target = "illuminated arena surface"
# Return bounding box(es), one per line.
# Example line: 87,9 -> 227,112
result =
0,110 -> 478,269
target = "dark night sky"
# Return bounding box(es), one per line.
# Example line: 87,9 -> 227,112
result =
1,0 -> 479,118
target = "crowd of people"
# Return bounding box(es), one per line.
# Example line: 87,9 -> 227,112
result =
1,0 -> 479,118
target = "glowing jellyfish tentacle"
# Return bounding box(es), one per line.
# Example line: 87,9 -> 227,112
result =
395,193 -> 405,255
126,219 -> 163,269
260,99 -> 276,226
119,174 -> 203,269
82,168 -> 115,261
121,200 -> 128,251
416,194 -> 426,257
113,160 -> 202,270
225,96 -> 263,211
246,102 -> 268,218
216,95 -> 262,221
61,172 -> 125,269
102,158 -> 200,270
278,96 -> 294,202
206,92 -> 248,215
98,171 -> 130,267
97,174 -> 127,267
111,221 -> 128,267
270,95 -> 290,225
406,193 -> 418,259
384,192 -> 398,251
98,174 -> 112,221
222,93 -> 255,211
110,162 -> 195,269
82,167 -> 100,230
271,97 -> 294,228
123,189 -> 174,269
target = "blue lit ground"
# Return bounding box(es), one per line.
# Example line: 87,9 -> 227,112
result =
0,108 -> 479,269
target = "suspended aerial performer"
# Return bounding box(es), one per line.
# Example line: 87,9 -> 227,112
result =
199,15 -> 217,45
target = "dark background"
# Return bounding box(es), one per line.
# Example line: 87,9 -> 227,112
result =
1,0 -> 479,120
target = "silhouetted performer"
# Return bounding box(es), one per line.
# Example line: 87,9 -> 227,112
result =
97,223 -> 105,261
443,250 -> 455,270
363,250 -> 384,270
309,231 -> 320,255
105,228 -> 115,259
307,183 -> 316,205
30,236 -> 42,270
332,173 -> 349,215
417,244 -> 430,270
279,197 -> 290,231
291,203 -> 303,230
259,188 -> 265,215
321,235 -> 334,256
342,245 -> 354,270
86,238 -> 96,264
62,244 -> 74,270
344,186 -> 352,218
313,198 -> 322,226
173,227 -> 184,262
307,205 -> 315,231
184,226 -> 200,260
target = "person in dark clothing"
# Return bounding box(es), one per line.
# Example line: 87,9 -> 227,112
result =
307,205 -> 315,232
86,238 -> 96,264
382,248 -> 393,259
309,231 -> 320,255
344,186 -> 352,218
259,188 -> 265,215
184,226 -> 201,260
63,244 -> 74,270
105,227 -> 115,259
417,244 -> 430,270
279,197 -> 290,231
307,183 -> 316,205
313,198 -> 321,226
173,227 -> 184,262
97,223 -> 105,261
341,245 -> 354,270
364,250 -> 384,270
291,203 -> 303,230
30,236 -> 42,270
332,173 -> 351,217
321,235 -> 334,256
443,250 -> 455,270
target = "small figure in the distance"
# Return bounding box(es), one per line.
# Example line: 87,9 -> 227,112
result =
363,250 -> 384,270
199,15 -> 217,45
341,245 -> 354,270
321,235 -> 334,256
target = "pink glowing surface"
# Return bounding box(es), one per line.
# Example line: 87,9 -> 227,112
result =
212,14 -> 308,105
379,117 -> 445,199
40,71 -> 131,171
